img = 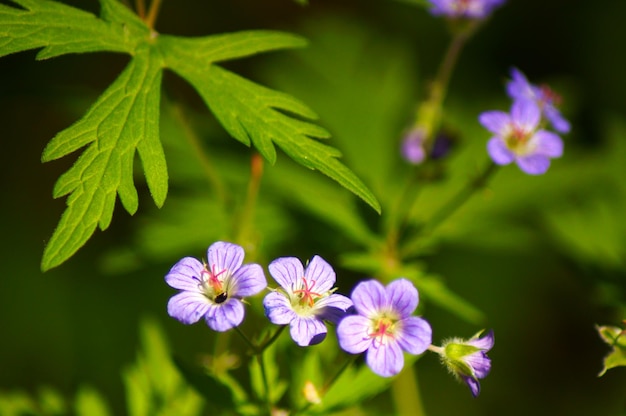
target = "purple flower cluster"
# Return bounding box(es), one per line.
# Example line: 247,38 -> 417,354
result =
479,68 -> 569,175
428,0 -> 506,19
165,242 -> 493,395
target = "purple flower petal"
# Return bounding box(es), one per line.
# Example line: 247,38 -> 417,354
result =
232,263 -> 266,297
516,154 -> 551,175
387,278 -> 419,318
337,315 -> 373,354
465,351 -> 491,378
506,67 -> 534,101
511,99 -> 540,129
401,129 -> 427,164
264,291 -> 297,325
268,257 -> 304,290
478,111 -> 510,135
532,130 -> 563,158
205,299 -> 245,332
290,316 -> 328,346
167,291 -> 210,325
304,255 -> 336,293
165,257 -> 205,292
468,329 -> 495,350
316,293 -> 353,323
396,316 -> 432,355
366,341 -> 404,377
487,137 -> 515,165
208,242 -> 244,274
544,105 -> 571,134
351,280 -> 387,318
463,375 -> 481,398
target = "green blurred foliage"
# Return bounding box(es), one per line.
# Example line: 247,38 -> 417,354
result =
1,0 -> 626,415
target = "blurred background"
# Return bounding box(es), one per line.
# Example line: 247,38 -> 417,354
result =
1,0 -> 625,414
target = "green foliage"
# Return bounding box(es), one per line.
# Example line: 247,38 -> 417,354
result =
597,324 -> 626,376
123,319 -> 204,416
0,0 -> 379,271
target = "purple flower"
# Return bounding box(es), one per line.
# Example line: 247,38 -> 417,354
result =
165,241 -> 267,332
439,330 -> 494,397
263,255 -> 353,346
401,127 -> 427,165
428,0 -> 506,19
479,99 -> 563,175
507,67 -> 571,133
336,279 -> 432,377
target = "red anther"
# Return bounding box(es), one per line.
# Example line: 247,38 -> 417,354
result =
293,277 -> 322,307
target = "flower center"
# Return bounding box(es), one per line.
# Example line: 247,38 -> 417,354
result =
369,316 -> 396,346
293,277 -> 322,308
504,124 -> 533,154
200,264 -> 228,303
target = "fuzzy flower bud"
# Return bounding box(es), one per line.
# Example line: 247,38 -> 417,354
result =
436,329 -> 494,397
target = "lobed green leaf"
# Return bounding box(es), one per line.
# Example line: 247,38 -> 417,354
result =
40,46 -> 165,271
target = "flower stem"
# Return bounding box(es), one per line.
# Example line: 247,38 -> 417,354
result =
235,153 -> 264,256
256,325 -> 286,353
145,0 -> 163,29
391,366 -> 426,416
169,102 -> 228,204
402,160 -> 498,257
135,0 -> 146,19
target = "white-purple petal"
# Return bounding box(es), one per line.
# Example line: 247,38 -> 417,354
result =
468,330 -> 495,350
506,68 -> 534,101
208,242 -> 244,274
532,130 -> 563,158
263,291 -> 297,325
167,291 -> 210,325
396,316 -> 432,355
205,299 -> 245,332
366,341 -> 403,377
386,278 -> 418,318
232,263 -> 266,297
516,154 -> 551,175
465,351 -> 492,378
487,137 -> 515,165
304,255 -> 336,293
290,316 -> 328,346
165,257 -> 205,292
511,99 -> 540,130
268,257 -> 304,291
315,293 -> 353,323
478,110 -> 510,135
337,315 -> 373,354
351,280 -> 387,318
462,375 -> 481,398
544,105 -> 571,134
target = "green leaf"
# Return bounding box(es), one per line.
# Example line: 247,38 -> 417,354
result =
74,386 -> 112,416
162,37 -> 381,213
123,318 -> 204,416
41,45 -> 165,271
0,0 -> 138,59
597,324 -> 626,376
4,1 -> 376,269
173,357 -> 237,414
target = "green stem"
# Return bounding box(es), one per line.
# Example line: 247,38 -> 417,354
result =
391,366 -> 426,416
294,353 -> 359,415
169,102 -> 228,204
135,0 -> 146,19
233,326 -> 272,412
234,153 -> 264,254
145,0 -> 162,29
256,325 -> 286,353
402,160 -> 499,257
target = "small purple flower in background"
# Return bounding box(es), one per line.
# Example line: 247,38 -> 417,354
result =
479,99 -> 563,175
165,241 -> 267,332
428,0 -> 506,19
507,67 -> 571,133
336,279 -> 432,377
263,255 -> 353,346
401,127 -> 427,165
438,330 -> 494,397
